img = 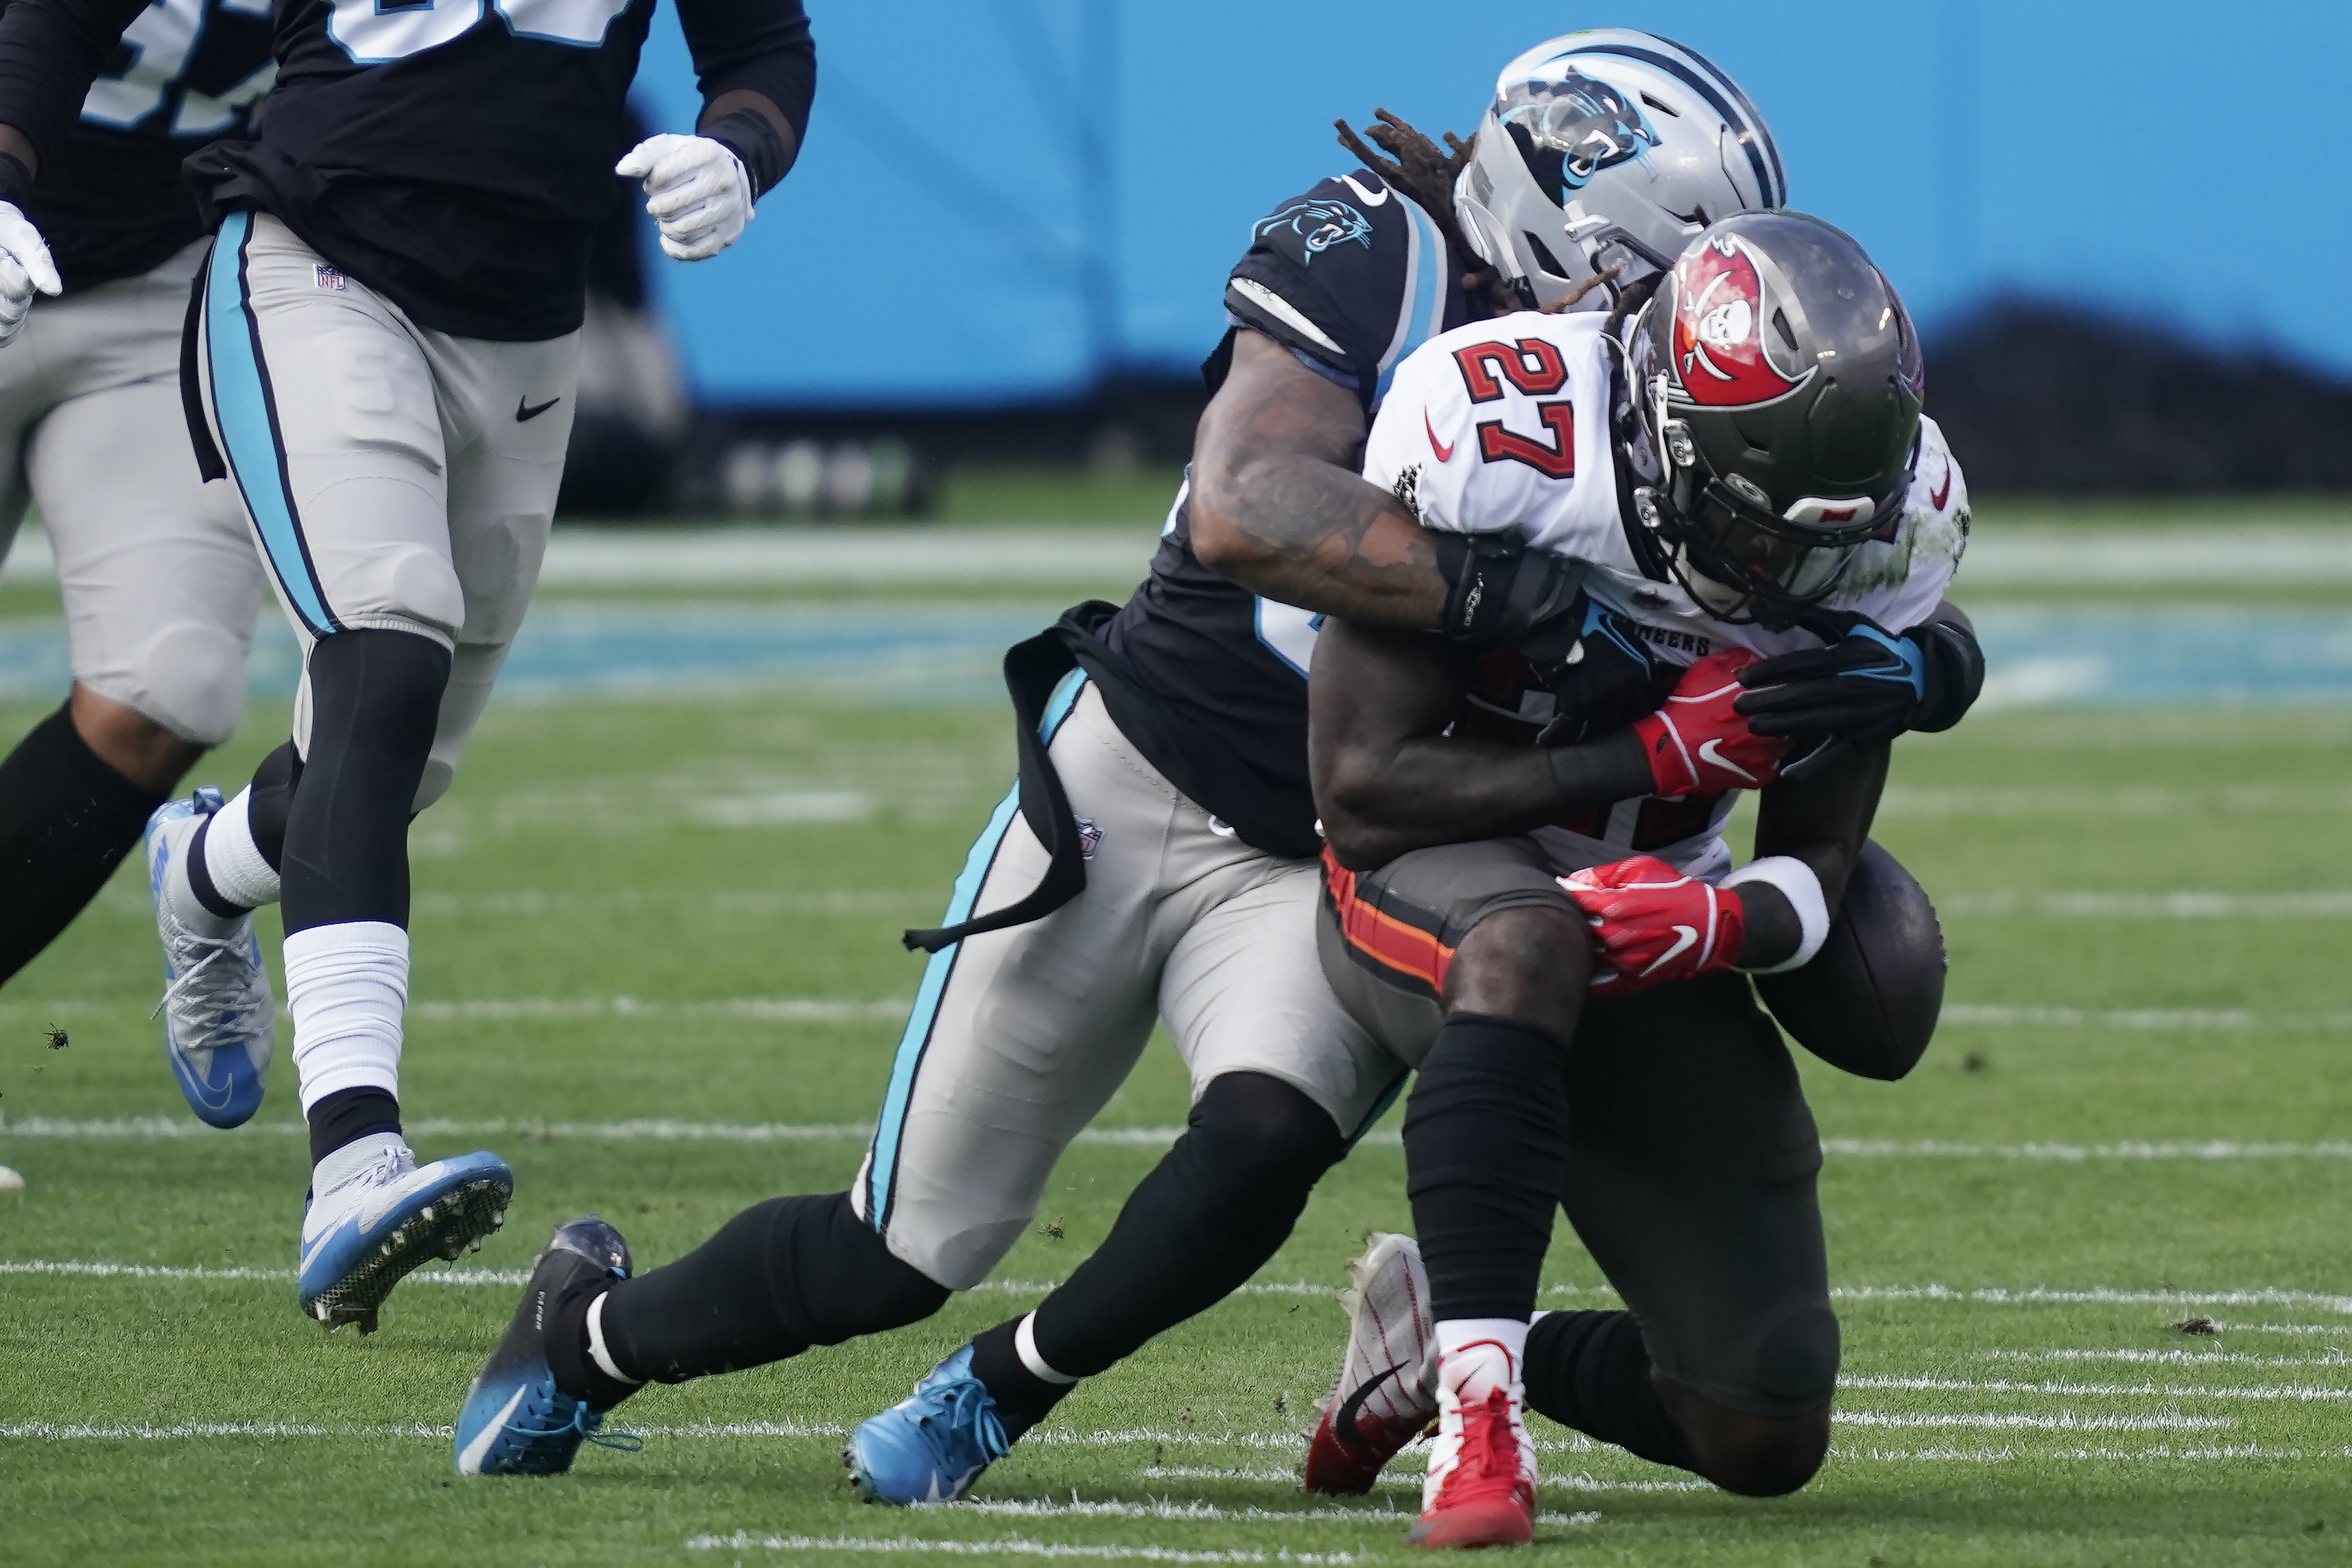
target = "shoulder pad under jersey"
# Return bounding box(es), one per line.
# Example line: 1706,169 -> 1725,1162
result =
1361,309 -> 1620,559
1224,170 -> 1453,409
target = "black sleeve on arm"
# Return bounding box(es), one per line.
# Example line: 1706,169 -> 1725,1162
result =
0,0 -> 150,202
674,0 -> 815,198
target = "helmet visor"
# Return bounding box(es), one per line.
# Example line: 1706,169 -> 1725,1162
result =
1679,478 -> 1879,606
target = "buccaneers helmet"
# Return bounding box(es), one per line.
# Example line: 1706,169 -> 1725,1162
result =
1627,211 -> 1925,627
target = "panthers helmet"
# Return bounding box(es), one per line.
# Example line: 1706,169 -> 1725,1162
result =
1626,211 -> 1925,628
1454,30 -> 1784,311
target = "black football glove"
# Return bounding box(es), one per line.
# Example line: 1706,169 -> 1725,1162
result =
1534,593 -> 1678,746
1733,611 -> 1985,776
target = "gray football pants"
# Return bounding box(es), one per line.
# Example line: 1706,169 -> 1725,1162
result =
192,210 -> 578,807
853,677 -> 1410,1290
0,239 -> 263,744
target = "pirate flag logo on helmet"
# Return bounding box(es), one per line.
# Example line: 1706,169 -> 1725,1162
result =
1668,232 -> 1815,408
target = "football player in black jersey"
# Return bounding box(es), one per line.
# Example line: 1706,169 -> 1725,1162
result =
0,0 -> 813,1336
0,0 -> 273,1104
419,31 -> 1970,1495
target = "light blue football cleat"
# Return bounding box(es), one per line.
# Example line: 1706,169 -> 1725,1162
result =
145,787 -> 274,1129
298,1143 -> 512,1333
455,1216 -> 641,1475
844,1344 -> 1013,1504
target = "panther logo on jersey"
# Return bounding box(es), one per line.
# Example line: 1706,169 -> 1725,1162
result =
1495,67 -> 1659,196
1667,233 -> 1814,408
1255,199 -> 1373,263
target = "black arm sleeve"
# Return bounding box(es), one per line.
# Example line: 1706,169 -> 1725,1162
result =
0,0 -> 150,200
674,0 -> 815,198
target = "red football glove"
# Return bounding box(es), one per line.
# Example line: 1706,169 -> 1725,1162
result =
1631,650 -> 1792,797
1562,855 -> 1746,992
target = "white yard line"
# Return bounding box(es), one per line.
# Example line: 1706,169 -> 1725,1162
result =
13,1116 -> 2352,1165
1941,1005 -> 2352,1032
951,1499 -> 1594,1528
1941,891 -> 2352,918
1839,1375 -> 2352,1401
1833,1412 -> 2234,1431
682,1535 -> 1353,1564
1980,1348 -> 2348,1366
10,1260 -> 2347,1319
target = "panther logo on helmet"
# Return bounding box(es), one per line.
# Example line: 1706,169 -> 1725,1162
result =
1668,232 -> 1814,408
1254,199 -> 1374,264
1496,67 -> 1658,196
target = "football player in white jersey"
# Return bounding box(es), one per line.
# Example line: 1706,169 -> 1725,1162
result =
1300,211 -> 1979,1546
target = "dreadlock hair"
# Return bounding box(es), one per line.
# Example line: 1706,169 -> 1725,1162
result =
1604,268 -> 1666,343
1333,109 -> 1521,321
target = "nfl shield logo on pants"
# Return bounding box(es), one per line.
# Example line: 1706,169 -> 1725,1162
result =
1075,818 -> 1102,861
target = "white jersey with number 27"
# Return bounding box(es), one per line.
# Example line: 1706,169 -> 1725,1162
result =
1362,309 -> 1969,666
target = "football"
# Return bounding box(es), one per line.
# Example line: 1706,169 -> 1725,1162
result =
1754,838 -> 1946,1080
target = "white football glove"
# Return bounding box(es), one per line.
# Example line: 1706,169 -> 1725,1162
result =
0,200 -> 62,346
615,134 -> 753,261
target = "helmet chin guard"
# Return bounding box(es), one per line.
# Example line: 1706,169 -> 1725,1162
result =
1626,212 -> 1925,628
1454,29 -> 1783,313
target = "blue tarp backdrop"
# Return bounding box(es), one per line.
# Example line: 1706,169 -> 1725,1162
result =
628,1 -> 2352,407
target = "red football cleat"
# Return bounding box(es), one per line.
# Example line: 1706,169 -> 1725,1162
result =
1302,1232 -> 1438,1495
1407,1342 -> 1536,1550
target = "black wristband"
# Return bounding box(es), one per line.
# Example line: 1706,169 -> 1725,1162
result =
700,108 -> 787,200
0,151 -> 32,213
1547,728 -> 1652,814
1912,618 -> 1984,733
1432,533 -> 1525,643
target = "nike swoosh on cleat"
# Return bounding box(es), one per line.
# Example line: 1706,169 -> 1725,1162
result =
457,1383 -> 530,1474
1425,411 -> 1454,462
1639,925 -> 1699,979
516,395 -> 562,422
1334,1361 -> 1412,1447
1696,737 -> 1757,783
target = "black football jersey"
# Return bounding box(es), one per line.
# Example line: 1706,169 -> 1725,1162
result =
9,0 -> 273,292
1086,169 -> 1473,858
0,0 -> 811,339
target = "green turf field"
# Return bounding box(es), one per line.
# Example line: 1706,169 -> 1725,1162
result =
3,497 -> 2350,1565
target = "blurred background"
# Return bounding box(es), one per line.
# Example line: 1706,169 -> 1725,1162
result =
572,0 -> 2352,516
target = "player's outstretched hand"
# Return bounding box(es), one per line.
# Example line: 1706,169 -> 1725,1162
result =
1734,615 -> 1984,752
615,134 -> 752,261
1562,855 -> 1744,992
1631,650 -> 1791,798
0,202 -> 62,347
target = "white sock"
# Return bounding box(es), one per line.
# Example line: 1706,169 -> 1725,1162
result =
161,816 -> 241,940
1435,1317 -> 1530,1400
202,788 -> 283,910
311,1129 -> 406,1196
288,922 -> 409,1114
586,1292 -> 642,1386
1014,1311 -> 1080,1386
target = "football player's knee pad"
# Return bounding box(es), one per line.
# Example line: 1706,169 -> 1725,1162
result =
1180,1071 -> 1349,1203
115,621 -> 250,746
1753,839 -> 1944,1081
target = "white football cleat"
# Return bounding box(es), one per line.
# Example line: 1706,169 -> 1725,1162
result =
1303,1231 -> 1439,1495
145,788 -> 276,1129
298,1141 -> 512,1333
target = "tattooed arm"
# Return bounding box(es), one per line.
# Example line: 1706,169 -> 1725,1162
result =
1187,329 -> 1451,630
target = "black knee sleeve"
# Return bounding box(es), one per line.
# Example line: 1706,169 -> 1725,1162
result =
1022,1071 -> 1347,1385
1403,1014 -> 1570,1324
1523,1309 -> 1696,1472
595,1191 -> 949,1386
280,631 -> 449,934
243,740 -> 303,872
0,702 -> 166,986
